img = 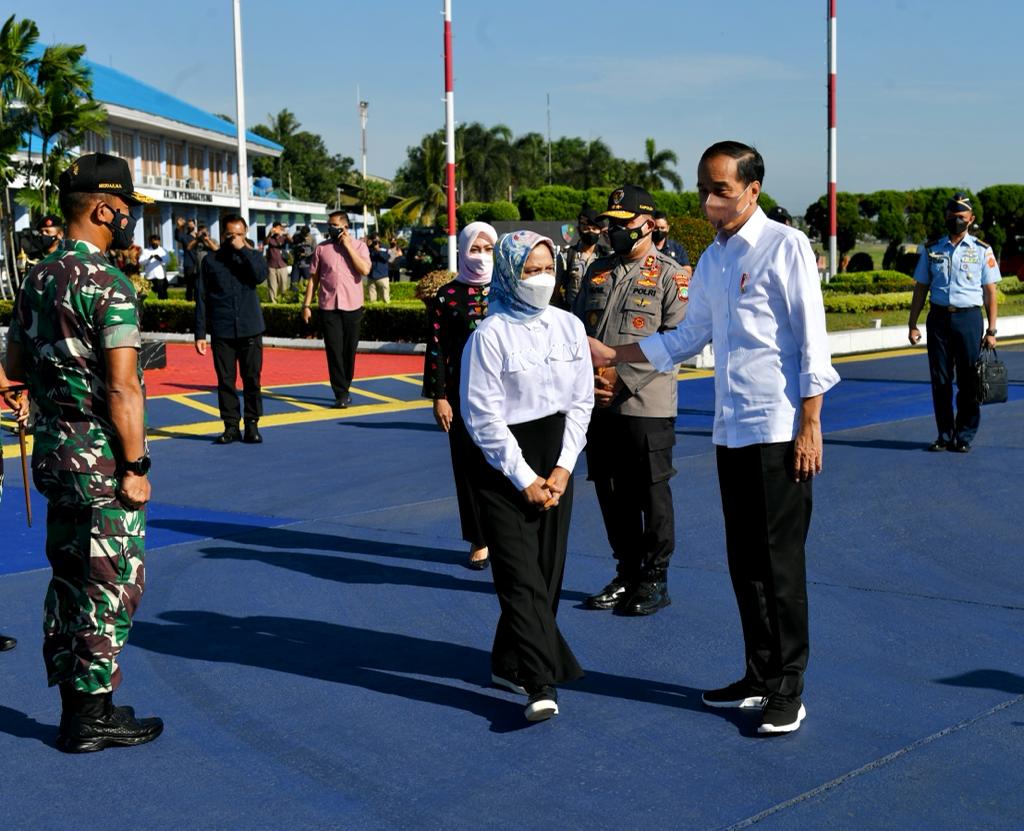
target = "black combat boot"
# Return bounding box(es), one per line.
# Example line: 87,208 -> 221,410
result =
615,571 -> 671,616
57,684 -> 163,753
242,421 -> 263,444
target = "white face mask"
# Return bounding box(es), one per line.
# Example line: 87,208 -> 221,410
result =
462,252 -> 493,279
516,271 -> 556,309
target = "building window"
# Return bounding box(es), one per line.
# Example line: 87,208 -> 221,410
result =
109,129 -> 134,161
167,142 -> 185,184
82,131 -> 105,153
140,137 -> 161,180
188,145 -> 206,188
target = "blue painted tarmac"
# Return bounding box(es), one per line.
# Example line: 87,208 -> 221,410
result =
1,344 -> 1021,830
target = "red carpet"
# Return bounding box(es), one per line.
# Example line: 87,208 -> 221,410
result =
144,343 -> 424,396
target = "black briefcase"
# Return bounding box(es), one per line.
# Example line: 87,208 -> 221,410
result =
975,347 -> 1008,405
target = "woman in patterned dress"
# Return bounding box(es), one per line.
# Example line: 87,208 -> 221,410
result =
422,221 -> 498,569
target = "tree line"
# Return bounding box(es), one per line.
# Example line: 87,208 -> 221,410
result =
804,186 -> 1024,263
390,124 -> 683,227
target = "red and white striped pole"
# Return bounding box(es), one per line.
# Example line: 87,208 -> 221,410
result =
443,0 -> 457,272
826,0 -> 837,282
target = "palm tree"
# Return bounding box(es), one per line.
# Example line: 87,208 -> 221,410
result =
262,108 -> 300,181
641,138 -> 683,192
391,132 -> 449,227
458,122 -> 512,202
0,15 -> 41,277
27,43 -> 107,214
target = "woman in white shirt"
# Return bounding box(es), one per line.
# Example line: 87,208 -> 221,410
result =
461,230 -> 594,722
140,235 -> 170,299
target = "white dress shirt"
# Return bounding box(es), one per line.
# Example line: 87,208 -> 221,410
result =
141,246 -> 169,281
461,306 -> 594,490
641,207 -> 840,448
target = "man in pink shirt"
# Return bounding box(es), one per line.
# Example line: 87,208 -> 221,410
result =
302,211 -> 372,407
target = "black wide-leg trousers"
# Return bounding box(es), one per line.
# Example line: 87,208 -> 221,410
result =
472,413 -> 583,692
716,441 -> 811,698
448,409 -> 487,549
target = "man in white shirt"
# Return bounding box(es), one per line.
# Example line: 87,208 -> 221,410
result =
140,234 -> 170,299
589,141 -> 840,735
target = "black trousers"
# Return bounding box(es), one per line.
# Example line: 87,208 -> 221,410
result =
926,306 -> 983,444
183,267 -> 197,302
716,441 -> 811,698
321,308 -> 362,399
448,410 -> 487,548
211,335 -> 263,426
149,278 -> 168,300
472,414 -> 583,691
586,411 -> 676,579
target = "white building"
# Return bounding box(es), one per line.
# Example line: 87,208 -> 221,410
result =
9,53 -> 327,249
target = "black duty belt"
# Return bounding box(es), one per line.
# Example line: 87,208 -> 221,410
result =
934,305 -> 981,314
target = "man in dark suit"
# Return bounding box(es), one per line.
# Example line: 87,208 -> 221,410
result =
194,214 -> 269,445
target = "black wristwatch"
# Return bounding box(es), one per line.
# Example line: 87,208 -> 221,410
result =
986,328 -> 997,337
122,455 -> 152,476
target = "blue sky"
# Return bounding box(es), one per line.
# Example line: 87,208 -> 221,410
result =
8,0 -> 1023,214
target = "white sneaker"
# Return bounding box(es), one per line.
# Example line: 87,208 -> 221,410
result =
524,686 -> 559,722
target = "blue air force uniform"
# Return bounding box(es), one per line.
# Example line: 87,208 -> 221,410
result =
913,212 -> 1001,446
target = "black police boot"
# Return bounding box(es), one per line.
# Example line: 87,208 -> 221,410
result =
0,633 -> 16,652
214,424 -> 242,444
616,572 -> 671,616
583,575 -> 632,610
57,684 -> 163,754
243,421 -> 263,444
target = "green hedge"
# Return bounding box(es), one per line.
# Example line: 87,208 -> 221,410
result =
823,270 -> 917,294
822,287 -> 1007,313
137,299 -> 429,342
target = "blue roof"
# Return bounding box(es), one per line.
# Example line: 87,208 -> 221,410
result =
28,46 -> 282,153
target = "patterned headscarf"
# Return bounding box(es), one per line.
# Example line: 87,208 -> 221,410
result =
455,221 -> 498,286
490,230 -> 556,322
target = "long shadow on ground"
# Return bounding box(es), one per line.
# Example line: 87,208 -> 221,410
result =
131,611 -> 743,735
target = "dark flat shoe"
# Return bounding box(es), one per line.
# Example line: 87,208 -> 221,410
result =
0,635 -> 16,652
466,555 -> 490,571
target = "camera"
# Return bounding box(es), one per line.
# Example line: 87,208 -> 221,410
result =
16,228 -> 51,260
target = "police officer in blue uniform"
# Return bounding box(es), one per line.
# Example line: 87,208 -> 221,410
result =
908,193 -> 1001,452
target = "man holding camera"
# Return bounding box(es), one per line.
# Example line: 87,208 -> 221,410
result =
366,235 -> 391,303
264,220 -> 291,303
174,216 -> 200,301
140,234 -> 170,299
302,212 -> 371,408
195,215 -> 269,445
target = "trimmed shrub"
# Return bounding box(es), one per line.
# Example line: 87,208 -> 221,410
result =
456,200 -> 520,226
667,216 -> 716,265
823,270 -> 916,294
846,252 -> 875,272
456,202 -> 489,226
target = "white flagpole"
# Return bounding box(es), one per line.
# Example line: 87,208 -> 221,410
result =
233,0 -> 250,229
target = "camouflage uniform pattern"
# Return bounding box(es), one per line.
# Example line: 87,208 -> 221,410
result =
8,238 -> 147,694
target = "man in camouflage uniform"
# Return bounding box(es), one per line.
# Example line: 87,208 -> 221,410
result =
573,185 -> 687,616
5,153 -> 163,752
0,364 -> 29,653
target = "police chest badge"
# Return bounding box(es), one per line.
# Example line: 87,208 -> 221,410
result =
639,254 -> 660,281
590,271 -> 610,286
587,310 -> 601,328
632,316 -> 646,330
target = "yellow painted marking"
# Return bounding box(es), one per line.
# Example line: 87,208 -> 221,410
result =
347,386 -> 400,404
391,374 -> 426,387
261,390 -> 330,412
163,393 -> 223,417
146,398 -> 432,441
